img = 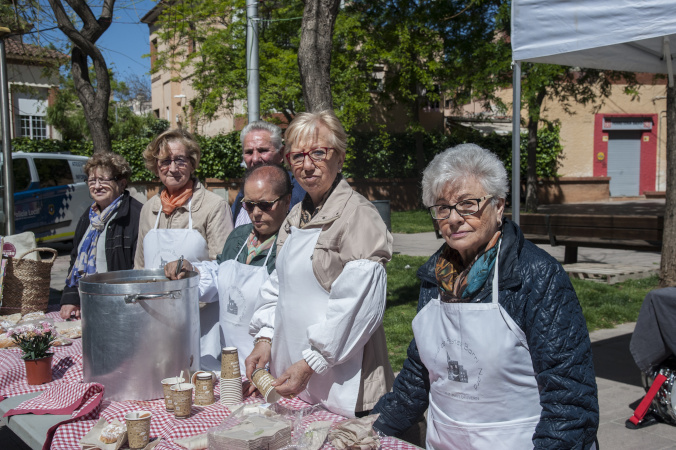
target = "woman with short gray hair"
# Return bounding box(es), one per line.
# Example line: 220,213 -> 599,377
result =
372,144 -> 599,449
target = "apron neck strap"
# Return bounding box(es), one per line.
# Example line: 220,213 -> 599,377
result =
235,230 -> 274,267
154,196 -> 193,229
491,239 -> 501,304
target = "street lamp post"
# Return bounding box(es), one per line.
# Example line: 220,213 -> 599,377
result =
0,27 -> 15,236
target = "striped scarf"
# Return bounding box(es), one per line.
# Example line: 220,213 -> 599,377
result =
245,230 -> 276,264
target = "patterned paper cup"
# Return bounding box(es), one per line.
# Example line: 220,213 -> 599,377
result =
193,371 -> 215,406
161,376 -> 185,411
251,368 -> 282,403
170,383 -> 194,419
125,410 -> 152,449
220,347 -> 241,379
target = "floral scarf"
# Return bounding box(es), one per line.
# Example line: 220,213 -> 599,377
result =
435,230 -> 502,303
160,181 -> 194,215
66,195 -> 123,288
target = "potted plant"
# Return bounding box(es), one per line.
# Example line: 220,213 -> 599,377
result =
7,321 -> 57,385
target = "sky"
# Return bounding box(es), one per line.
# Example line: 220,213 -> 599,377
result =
97,0 -> 156,81
24,0 -> 156,84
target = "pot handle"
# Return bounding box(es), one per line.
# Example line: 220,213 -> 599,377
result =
124,291 -> 182,304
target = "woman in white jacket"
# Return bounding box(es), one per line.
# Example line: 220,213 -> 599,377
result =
245,110 -> 394,418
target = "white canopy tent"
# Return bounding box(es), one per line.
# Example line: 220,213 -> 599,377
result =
510,0 -> 676,223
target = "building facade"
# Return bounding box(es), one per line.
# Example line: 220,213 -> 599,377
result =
5,36 -> 64,140
141,5 -> 244,136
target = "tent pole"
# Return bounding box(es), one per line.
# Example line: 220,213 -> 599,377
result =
664,37 -> 674,87
512,61 -> 521,225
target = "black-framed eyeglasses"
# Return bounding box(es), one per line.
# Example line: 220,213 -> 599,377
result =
158,157 -> 190,168
429,195 -> 493,220
241,195 -> 286,212
286,147 -> 334,166
87,177 -> 118,186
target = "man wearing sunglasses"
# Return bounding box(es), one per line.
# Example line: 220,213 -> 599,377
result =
231,121 -> 305,227
165,163 -> 291,372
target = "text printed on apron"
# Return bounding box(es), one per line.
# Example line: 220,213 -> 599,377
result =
412,241 -> 542,449
217,238 -> 272,373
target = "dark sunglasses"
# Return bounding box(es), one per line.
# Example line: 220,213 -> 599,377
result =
241,195 -> 285,212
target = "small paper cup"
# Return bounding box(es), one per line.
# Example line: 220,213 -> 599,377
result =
161,376 -> 185,411
193,372 -> 215,406
251,368 -> 282,403
170,383 -> 194,419
220,347 -> 241,379
125,411 -> 151,449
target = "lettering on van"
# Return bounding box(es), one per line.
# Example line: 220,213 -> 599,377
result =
15,208 -> 41,218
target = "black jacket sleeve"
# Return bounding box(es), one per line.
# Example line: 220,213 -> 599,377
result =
371,279 -> 434,436
524,258 -> 599,449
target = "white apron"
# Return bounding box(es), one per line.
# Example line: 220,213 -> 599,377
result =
271,226 -> 363,418
143,198 -> 216,370
217,238 -> 272,374
413,243 -> 542,450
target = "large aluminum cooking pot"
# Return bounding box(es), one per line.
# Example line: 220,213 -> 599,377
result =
79,269 -> 200,401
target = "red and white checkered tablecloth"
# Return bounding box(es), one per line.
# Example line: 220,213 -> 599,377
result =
51,396 -> 419,449
0,312 -> 85,401
4,382 -> 103,417
1,312 -> 419,450
52,395 -> 419,450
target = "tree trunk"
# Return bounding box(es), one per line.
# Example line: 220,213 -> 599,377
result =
47,0 -> 114,153
414,93 -> 425,177
660,83 -> 676,287
525,89 -> 546,213
525,115 -> 539,212
298,0 -> 341,112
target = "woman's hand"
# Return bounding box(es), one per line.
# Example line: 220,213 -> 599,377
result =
60,305 -> 81,320
245,341 -> 272,396
272,359 -> 314,398
164,260 -> 194,280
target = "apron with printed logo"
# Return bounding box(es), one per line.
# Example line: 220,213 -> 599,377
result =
217,237 -> 272,373
413,243 -> 542,449
271,226 -> 363,418
143,198 -> 217,369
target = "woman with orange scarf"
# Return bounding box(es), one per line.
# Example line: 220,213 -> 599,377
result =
135,129 -> 233,368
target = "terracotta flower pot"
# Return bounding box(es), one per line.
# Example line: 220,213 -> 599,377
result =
24,355 -> 53,385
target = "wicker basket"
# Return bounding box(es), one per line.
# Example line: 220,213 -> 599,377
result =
1,248 -> 58,315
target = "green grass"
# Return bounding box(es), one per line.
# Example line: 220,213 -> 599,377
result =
573,275 -> 660,331
384,254 -> 661,372
391,210 -> 435,234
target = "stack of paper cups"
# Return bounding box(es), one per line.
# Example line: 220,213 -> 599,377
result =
220,347 -> 243,406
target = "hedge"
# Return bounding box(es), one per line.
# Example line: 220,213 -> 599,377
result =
10,125 -> 562,181
11,133 -> 245,182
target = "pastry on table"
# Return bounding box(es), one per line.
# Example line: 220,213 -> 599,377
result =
55,320 -> 82,339
0,333 -> 16,349
59,326 -> 82,339
51,337 -> 72,347
0,313 -> 21,326
99,422 -> 126,444
18,311 -> 46,324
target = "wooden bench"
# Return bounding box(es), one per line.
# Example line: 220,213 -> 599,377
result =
505,213 -> 663,263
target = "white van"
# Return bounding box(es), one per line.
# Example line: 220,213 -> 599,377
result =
9,152 -> 91,243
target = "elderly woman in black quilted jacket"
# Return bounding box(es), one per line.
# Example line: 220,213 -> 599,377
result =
372,144 -> 598,449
